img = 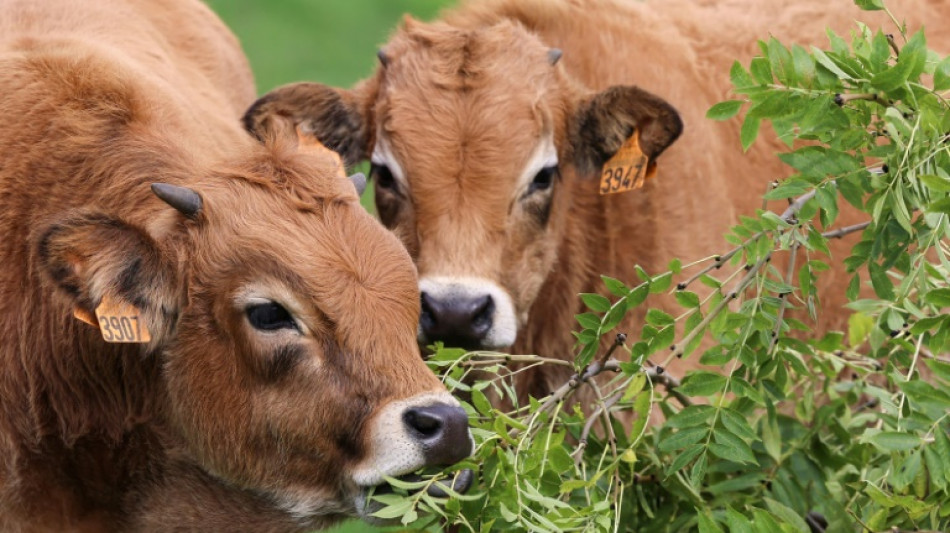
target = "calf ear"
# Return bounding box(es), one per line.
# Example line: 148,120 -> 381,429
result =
34,212 -> 182,344
570,85 -> 683,176
243,82 -> 370,167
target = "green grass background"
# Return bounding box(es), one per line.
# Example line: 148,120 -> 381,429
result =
205,2 -> 453,531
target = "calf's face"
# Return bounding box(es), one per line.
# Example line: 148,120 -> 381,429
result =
244,19 -> 682,352
36,135 -> 472,523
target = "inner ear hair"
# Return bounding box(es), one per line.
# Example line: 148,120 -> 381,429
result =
34,212 -> 179,327
571,85 -> 683,175
242,82 -> 370,167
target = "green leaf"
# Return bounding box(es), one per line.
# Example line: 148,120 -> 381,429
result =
666,405 -> 716,429
658,426 -> 708,452
675,290 -> 700,309
666,443 -> 705,475
646,309 -> 675,327
651,272 -> 673,293
853,0 -> 884,10
812,47 -> 853,80
710,428 -> 757,464
740,116 -> 761,151
678,371 -> 728,397
868,262 -> 895,300
601,275 -> 629,297
371,499 -> 413,519
924,288 -> 950,308
730,60 -> 756,89
696,510 -> 724,533
848,311 -> 874,347
935,56 -> 950,91
580,293 -> 611,312
927,197 -> 950,215
575,312 -> 601,330
707,100 -> 744,121
763,498 -> 810,533
919,173 -> 950,192
868,431 -> 921,452
725,506 -> 754,533
720,409 -> 758,441
750,56 -> 773,84
871,30 -> 927,91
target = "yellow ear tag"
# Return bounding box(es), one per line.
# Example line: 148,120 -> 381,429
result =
599,130 -> 657,195
90,294 -> 151,343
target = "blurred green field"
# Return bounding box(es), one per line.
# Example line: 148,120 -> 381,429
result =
205,2 -> 453,532
207,0 -> 453,92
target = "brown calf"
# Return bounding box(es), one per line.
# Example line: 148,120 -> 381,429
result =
244,0 -> 948,400
0,0 -> 471,531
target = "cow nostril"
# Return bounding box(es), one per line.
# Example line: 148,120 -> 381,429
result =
402,404 -> 472,466
403,407 -> 443,438
419,291 -> 437,330
471,295 -> 494,330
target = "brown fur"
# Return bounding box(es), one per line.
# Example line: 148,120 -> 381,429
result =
246,1 -> 949,400
0,0 -> 454,531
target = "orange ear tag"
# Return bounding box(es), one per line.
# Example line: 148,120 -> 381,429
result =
84,294 -> 152,343
599,130 -> 657,195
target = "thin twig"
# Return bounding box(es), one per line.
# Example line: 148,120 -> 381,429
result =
886,33 -> 900,57
508,360 -> 621,439
678,244 -> 747,290
646,366 -> 692,407
769,243 -> 798,352
573,388 -> 625,461
670,253 -> 771,359
821,221 -> 871,239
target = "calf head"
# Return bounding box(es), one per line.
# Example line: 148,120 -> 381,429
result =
244,19 -> 682,352
35,123 -> 472,524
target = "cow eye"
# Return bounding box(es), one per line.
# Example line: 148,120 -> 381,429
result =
370,163 -> 396,191
246,302 -> 298,331
528,165 -> 557,194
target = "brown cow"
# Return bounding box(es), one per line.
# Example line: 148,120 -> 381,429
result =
243,0 -> 948,400
0,0 -> 472,531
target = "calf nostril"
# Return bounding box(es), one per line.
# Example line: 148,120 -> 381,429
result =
403,407 -> 443,439
402,404 -> 472,466
471,295 -> 494,329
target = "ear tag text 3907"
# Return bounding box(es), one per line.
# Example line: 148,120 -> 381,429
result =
88,294 -> 151,343
599,130 -> 657,195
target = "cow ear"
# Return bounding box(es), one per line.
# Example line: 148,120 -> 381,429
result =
570,85 -> 683,176
243,82 -> 370,167
34,212 -> 182,344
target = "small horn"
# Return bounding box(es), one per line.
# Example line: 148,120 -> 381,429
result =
377,49 -> 390,68
547,48 -> 563,66
349,172 -> 367,196
151,183 -> 203,218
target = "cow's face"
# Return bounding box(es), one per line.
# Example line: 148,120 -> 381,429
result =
36,131 -> 472,524
244,19 -> 682,352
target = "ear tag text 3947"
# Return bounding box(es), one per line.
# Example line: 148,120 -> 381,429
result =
599,130 -> 657,195
77,294 -> 151,343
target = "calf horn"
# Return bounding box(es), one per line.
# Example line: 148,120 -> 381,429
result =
548,48 -> 563,65
151,183 -> 203,218
349,172 -> 367,196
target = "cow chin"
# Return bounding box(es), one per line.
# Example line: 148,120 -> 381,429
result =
417,276 -> 519,351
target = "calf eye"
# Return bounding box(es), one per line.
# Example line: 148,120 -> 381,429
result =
370,163 -> 396,191
528,165 -> 557,194
246,302 -> 298,331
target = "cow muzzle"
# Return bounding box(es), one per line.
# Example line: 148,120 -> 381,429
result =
418,276 -> 517,350
351,392 -> 474,488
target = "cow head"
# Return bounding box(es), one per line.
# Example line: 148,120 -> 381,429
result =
244,18 -> 682,352
34,121 -> 472,525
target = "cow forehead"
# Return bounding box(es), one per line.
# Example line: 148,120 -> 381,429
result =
375,21 -> 566,196
194,177 -> 420,319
